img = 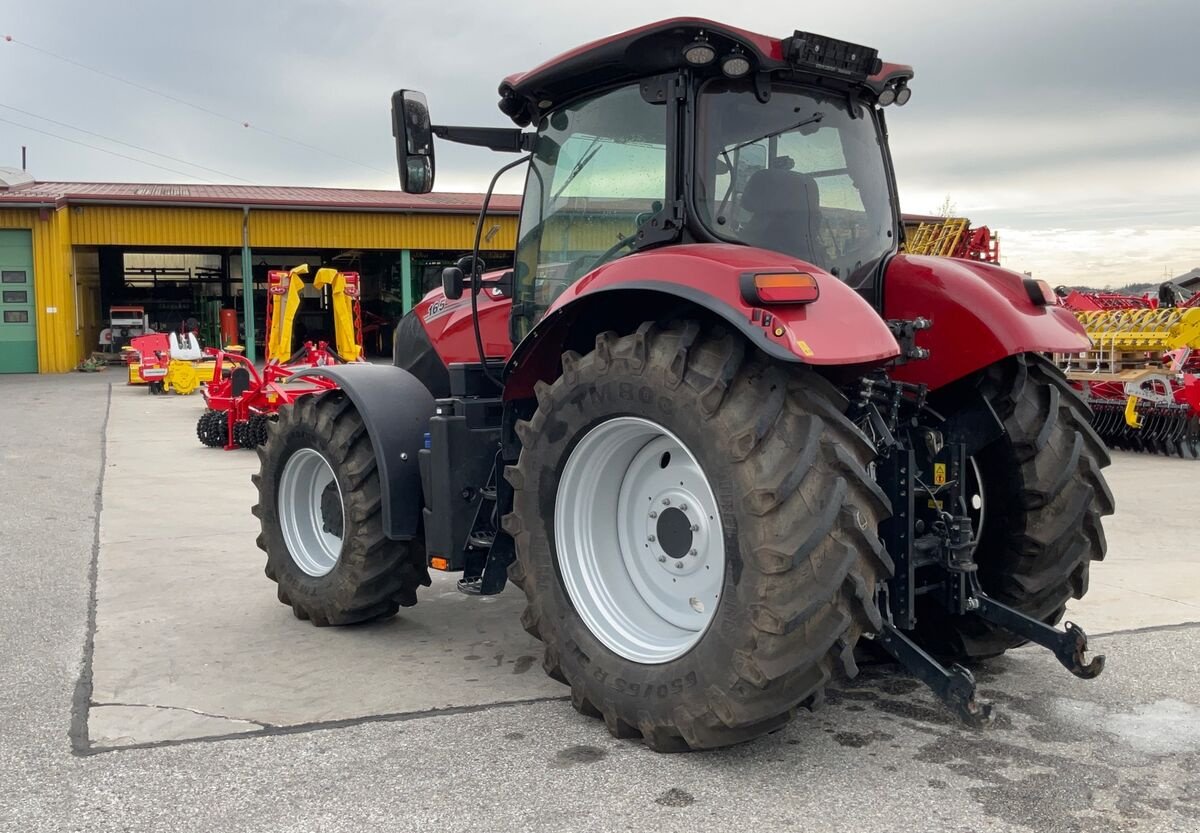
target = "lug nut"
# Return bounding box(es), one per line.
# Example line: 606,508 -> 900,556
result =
680,503 -> 688,511
690,524 -> 699,532
674,561 -> 684,569
689,548 -> 698,556
648,535 -> 656,542
662,498 -> 671,506
649,510 -> 658,519
657,555 -> 666,563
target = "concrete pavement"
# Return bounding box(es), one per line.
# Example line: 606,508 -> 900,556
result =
3,372 -> 1200,832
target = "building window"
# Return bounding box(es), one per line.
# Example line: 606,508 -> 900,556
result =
3,310 -> 29,323
1,270 -> 27,284
2,290 -> 27,303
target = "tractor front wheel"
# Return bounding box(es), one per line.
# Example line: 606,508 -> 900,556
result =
505,323 -> 892,751
252,391 -> 430,625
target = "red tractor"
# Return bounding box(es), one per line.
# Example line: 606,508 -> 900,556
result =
252,19 -> 1113,750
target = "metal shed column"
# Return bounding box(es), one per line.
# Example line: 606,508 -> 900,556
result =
400,249 -> 414,312
241,207 -> 255,362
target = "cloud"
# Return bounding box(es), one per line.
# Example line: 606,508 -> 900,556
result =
2,0 -> 1195,285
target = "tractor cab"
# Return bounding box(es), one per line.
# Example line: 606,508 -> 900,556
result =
393,20 -> 913,338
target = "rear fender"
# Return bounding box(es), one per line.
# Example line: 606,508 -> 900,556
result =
505,244 -> 899,399
884,254 -> 1092,391
294,364 -> 435,541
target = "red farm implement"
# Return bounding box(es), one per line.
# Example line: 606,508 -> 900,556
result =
903,217 -> 1000,263
1057,289 -> 1153,312
196,264 -> 364,449
196,346 -> 344,449
1056,307 -> 1200,457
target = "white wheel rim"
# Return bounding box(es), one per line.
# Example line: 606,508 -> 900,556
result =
554,416 -> 725,664
278,448 -> 344,577
967,455 -> 986,554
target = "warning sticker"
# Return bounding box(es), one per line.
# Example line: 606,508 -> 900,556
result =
933,463 -> 947,486
795,340 -> 814,357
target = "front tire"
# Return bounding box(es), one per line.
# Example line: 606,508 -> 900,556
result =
914,353 -> 1115,659
504,324 -> 892,751
252,391 -> 430,626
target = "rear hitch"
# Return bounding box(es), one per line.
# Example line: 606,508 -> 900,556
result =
875,623 -> 993,727
970,593 -> 1105,679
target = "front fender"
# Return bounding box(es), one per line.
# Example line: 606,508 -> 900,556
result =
294,364 -> 434,540
506,243 -> 899,398
884,254 -> 1091,390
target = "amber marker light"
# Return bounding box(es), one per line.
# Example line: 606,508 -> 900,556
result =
430,556 -> 450,571
740,271 -> 820,305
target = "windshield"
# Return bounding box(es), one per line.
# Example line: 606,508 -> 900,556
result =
513,83 -> 667,338
694,78 -> 896,292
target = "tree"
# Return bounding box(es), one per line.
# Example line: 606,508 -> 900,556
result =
932,194 -> 957,218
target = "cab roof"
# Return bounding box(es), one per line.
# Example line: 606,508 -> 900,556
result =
497,17 -> 912,126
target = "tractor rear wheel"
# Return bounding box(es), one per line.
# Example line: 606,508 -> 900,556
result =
915,353 -> 1115,660
252,391 -> 430,625
504,323 -> 892,751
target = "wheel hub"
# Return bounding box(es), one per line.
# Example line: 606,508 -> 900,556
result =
654,507 -> 693,558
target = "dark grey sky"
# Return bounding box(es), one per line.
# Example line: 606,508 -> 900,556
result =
2,0 -> 1196,286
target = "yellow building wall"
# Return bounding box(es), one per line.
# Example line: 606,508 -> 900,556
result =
67,205 -> 518,251
1,202 -> 521,372
249,210 -> 518,251
0,208 -> 81,373
70,205 -> 242,247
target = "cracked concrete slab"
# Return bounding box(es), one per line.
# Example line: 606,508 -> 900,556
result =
88,704 -> 262,747
89,387 -> 560,749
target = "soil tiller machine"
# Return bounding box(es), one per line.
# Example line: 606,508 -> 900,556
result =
251,19 -> 1113,750
1056,306 -> 1200,457
198,264 -> 364,449
125,331 -> 217,395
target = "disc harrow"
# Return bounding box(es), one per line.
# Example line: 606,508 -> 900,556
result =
1056,306 -> 1200,458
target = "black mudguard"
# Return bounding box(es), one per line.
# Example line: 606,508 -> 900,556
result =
294,365 -> 435,541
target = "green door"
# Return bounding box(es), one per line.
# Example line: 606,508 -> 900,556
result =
0,229 -> 37,373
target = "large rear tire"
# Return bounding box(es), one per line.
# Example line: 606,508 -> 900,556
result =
504,323 -> 892,751
252,391 -> 430,626
914,353 -> 1115,659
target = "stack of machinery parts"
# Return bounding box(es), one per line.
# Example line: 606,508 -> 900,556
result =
904,217 -> 1000,263
197,264 -> 364,449
1057,305 -> 1200,457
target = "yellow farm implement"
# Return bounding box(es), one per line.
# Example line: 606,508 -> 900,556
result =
1056,307 -> 1200,457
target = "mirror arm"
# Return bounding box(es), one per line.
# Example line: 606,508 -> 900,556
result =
431,125 -> 536,153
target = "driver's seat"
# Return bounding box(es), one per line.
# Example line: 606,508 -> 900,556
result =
740,169 -> 822,264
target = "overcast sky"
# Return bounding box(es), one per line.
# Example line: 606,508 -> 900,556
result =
2,0 -> 1197,287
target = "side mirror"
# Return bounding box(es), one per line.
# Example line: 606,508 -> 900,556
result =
392,90 -> 435,194
441,266 -> 464,300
